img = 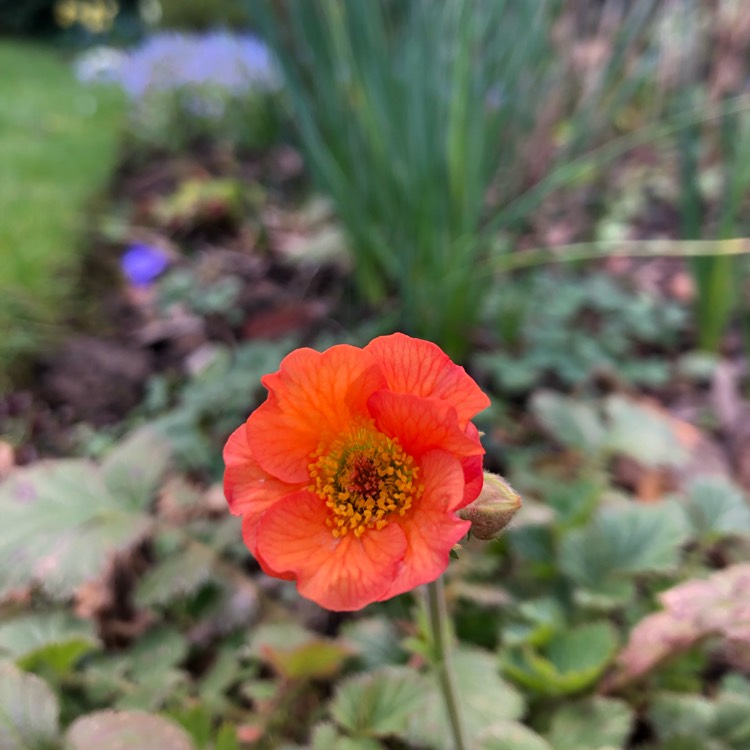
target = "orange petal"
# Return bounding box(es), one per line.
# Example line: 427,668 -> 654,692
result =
381,450 -> 470,601
247,346 -> 386,483
461,454 -> 484,508
460,422 -> 484,508
256,491 -> 407,611
242,513 -> 295,581
365,333 -> 490,425
223,424 -> 305,518
368,391 -> 484,459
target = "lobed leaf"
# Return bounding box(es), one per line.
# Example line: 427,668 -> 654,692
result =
0,460 -> 152,600
560,502 -> 690,605
545,697 -> 633,750
0,664 -> 59,750
64,710 -> 195,750
331,666 -> 427,738
407,647 -> 525,749
135,543 -> 215,608
0,612 -> 99,675
503,622 -> 618,697
100,427 -> 171,512
480,721 -> 554,750
605,564 -> 750,688
602,396 -> 686,467
531,392 -> 605,454
681,477 -> 750,542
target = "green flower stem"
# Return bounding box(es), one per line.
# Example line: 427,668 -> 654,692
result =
426,577 -> 468,750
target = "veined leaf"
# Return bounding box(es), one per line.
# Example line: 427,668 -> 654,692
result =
0,612 -> 98,675
648,686 -> 750,750
101,428 -> 171,512
531,392 -> 606,453
0,664 -> 59,750
135,543 -> 214,608
65,710 -> 195,750
331,666 -> 426,738
265,638 -> 352,681
605,564 -> 750,689
545,697 -> 633,750
480,721 -> 553,750
603,396 -> 686,467
503,622 -> 618,697
682,477 -> 750,542
407,647 -> 525,749
0,460 -> 152,600
560,502 -> 690,602
310,723 -> 384,750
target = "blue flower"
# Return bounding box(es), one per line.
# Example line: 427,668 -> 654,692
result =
76,31 -> 279,100
121,244 -> 169,286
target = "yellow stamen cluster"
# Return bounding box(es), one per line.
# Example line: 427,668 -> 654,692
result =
309,424 -> 423,538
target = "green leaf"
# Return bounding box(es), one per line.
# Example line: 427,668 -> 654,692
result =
712,694 -> 750,749
649,693 -> 715,741
648,689 -> 750,750
310,724 -> 341,750
503,622 -> 617,697
265,639 -> 352,681
602,396 -> 686,467
95,627 -> 190,711
129,626 -> 188,680
0,612 -> 98,675
560,502 -> 690,603
198,641 -> 242,711
531,392 -> 605,453
100,428 -> 171,511
543,477 -> 602,529
310,723 -> 384,750
331,666 -> 426,738
135,543 -> 214,608
407,648 -> 525,749
507,525 -> 556,569
503,598 -> 565,648
214,724 -> 240,750
480,721 -> 553,750
0,664 -> 59,750
0,460 -> 152,599
545,697 -> 633,750
340,618 -> 407,670
64,711 -> 195,750
682,477 -> 750,542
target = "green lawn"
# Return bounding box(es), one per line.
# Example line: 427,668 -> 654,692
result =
0,41 -> 125,376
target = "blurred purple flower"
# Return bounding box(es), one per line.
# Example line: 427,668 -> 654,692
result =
76,32 -> 279,100
121,244 -> 168,286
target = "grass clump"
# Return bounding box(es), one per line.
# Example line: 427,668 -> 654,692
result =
0,41 -> 124,374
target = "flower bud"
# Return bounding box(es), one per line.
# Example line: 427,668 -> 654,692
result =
457,472 -> 522,540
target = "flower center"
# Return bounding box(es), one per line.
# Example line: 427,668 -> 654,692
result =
309,423 -> 423,538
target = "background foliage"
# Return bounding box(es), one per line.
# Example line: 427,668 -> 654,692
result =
4,0 -> 750,748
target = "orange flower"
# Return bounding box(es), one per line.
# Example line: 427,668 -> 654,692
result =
223,333 -> 489,611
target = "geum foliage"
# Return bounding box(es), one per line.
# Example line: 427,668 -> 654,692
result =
0,428 -> 169,599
